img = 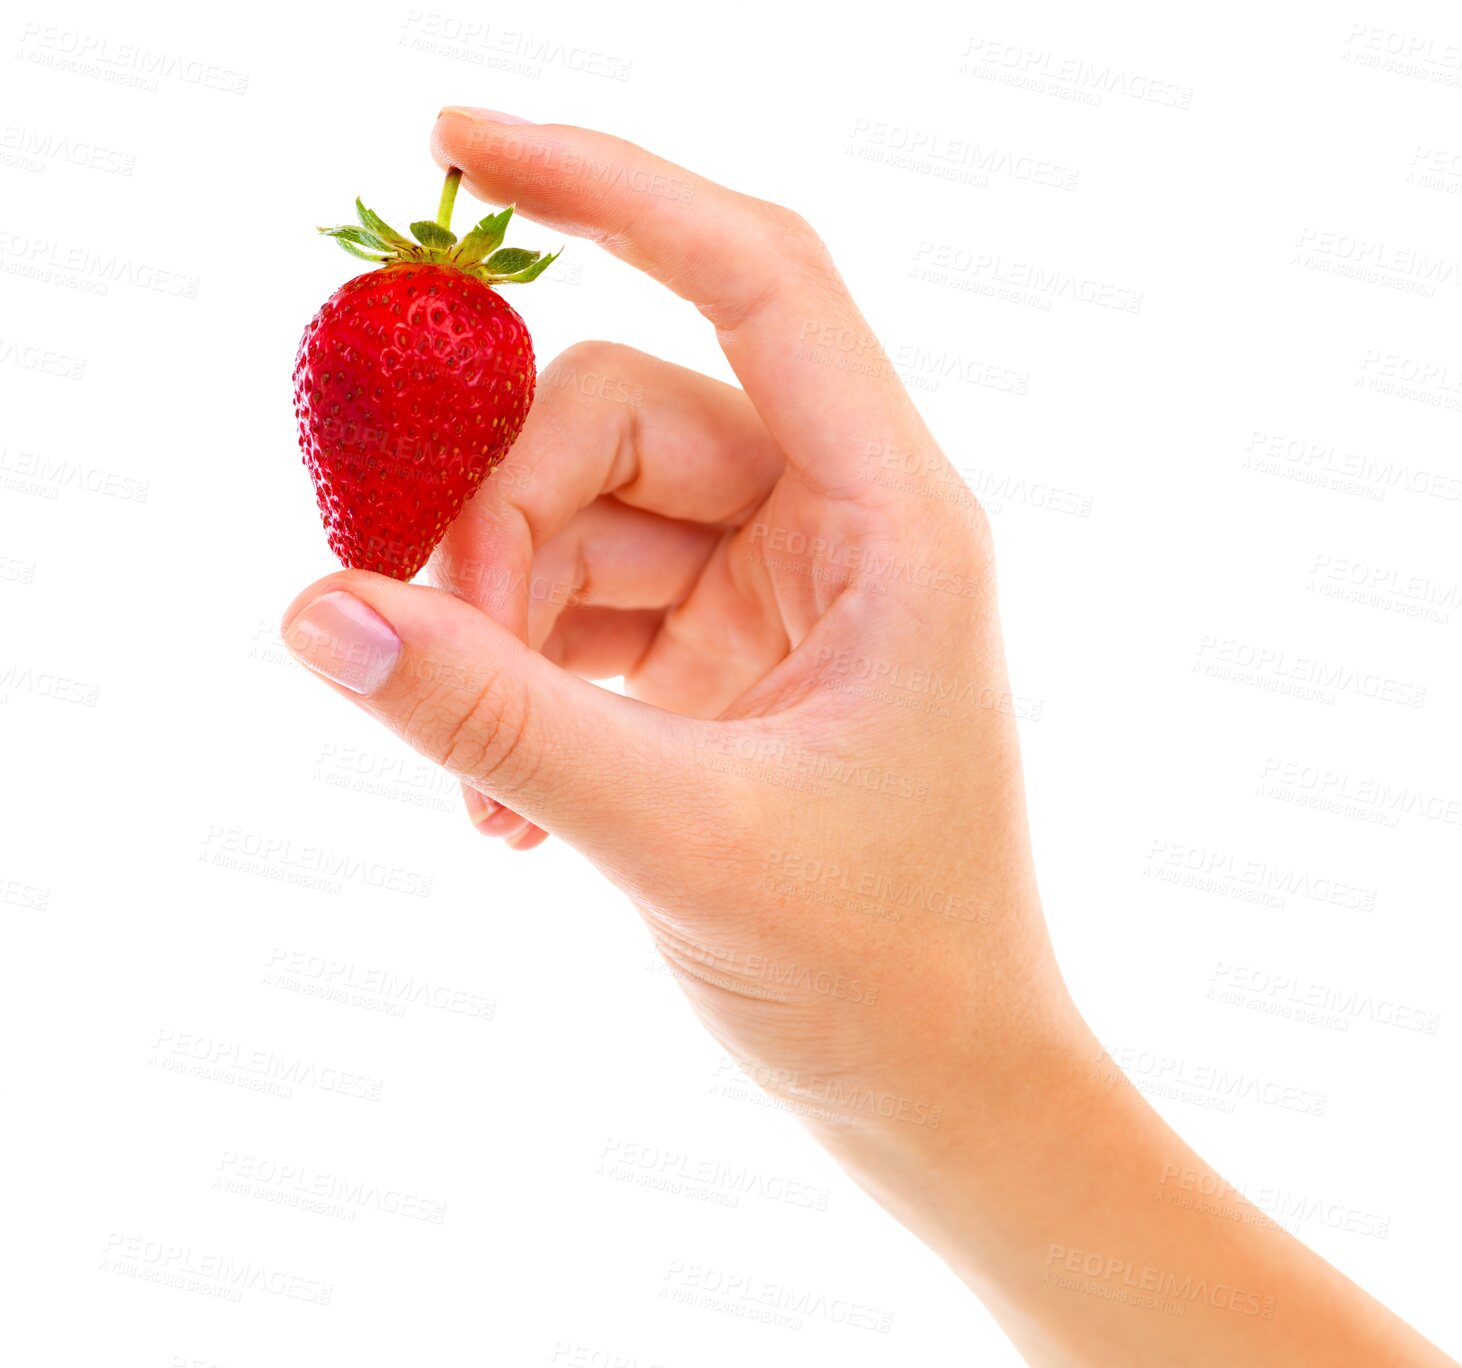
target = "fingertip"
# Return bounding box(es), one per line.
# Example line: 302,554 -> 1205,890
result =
436,106 -> 537,125
281,574 -> 340,637
462,783 -> 502,830
475,805 -> 533,839
430,108 -> 542,185
281,568 -> 394,636
429,114 -> 460,174
281,575 -> 405,697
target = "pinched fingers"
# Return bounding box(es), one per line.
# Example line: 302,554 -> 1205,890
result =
431,112 -> 936,503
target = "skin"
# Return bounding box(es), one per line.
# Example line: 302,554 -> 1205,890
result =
282,111 -> 1458,1366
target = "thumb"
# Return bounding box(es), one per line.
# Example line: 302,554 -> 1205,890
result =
281,570 -> 716,867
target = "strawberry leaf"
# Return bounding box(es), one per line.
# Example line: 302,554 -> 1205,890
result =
316,170 -> 561,285
355,199 -> 411,249
330,237 -> 391,264
410,221 -> 457,249
453,207 -> 514,266
483,247 -> 540,275
320,225 -> 391,253
488,249 -> 561,284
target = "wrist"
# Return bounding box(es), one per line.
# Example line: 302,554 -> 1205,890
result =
802,977 -> 1099,1229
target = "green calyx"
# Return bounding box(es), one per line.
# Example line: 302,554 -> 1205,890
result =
317,167 -> 561,285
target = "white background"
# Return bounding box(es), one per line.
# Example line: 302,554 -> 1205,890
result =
2,0 -> 1459,1362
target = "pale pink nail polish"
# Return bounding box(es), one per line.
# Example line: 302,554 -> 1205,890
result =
477,807 -> 530,838
283,591 -> 401,695
463,786 -> 502,829
438,106 -> 536,125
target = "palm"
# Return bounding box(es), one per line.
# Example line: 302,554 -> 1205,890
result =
619,481 -> 845,720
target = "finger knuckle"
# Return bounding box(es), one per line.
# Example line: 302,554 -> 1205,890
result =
904,450 -> 995,552
762,203 -> 828,267
547,338 -> 622,380
957,493 -> 994,552
406,672 -> 533,789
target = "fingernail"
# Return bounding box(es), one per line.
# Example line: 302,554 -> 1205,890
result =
283,591 -> 401,695
463,786 -> 502,829
438,106 -> 536,125
477,807 -> 530,838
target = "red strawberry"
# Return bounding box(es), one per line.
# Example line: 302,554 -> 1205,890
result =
293,168 -> 559,579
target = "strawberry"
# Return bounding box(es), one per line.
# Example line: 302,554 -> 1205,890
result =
293,168 -> 559,579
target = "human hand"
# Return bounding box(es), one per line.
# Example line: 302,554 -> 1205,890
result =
282,112 -> 1459,1368
282,109 -> 1073,1146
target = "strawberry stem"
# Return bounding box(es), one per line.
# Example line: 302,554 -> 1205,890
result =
323,172 -> 560,283
437,167 -> 463,233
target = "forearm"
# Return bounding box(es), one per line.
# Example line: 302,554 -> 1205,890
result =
812,1006 -> 1455,1367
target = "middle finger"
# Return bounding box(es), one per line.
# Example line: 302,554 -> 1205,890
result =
429,341 -> 783,639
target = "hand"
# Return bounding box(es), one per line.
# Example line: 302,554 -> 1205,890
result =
282,112 -> 1457,1368
284,109 -> 1065,1123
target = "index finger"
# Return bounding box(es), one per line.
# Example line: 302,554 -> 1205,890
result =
432,110 -> 929,498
